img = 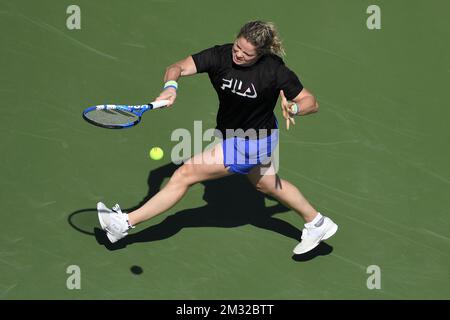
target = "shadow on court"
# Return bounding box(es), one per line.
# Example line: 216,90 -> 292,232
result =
69,163 -> 333,261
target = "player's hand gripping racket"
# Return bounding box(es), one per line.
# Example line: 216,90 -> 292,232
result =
82,100 -> 170,129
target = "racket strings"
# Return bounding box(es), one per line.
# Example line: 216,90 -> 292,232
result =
114,109 -> 136,117
84,109 -> 139,126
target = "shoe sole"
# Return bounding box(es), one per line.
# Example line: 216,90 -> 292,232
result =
322,223 -> 338,241
105,231 -> 121,243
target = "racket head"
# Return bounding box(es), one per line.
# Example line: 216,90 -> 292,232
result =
82,105 -> 141,129
82,100 -> 169,129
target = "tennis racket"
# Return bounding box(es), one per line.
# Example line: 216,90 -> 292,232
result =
82,99 -> 170,129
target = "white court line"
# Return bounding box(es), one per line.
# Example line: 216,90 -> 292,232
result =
283,166 -> 385,203
317,97 -> 423,140
315,202 -> 450,259
16,12 -> 118,61
291,40 -> 361,65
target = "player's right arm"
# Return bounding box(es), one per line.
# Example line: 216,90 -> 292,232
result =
155,56 -> 197,106
164,56 -> 197,80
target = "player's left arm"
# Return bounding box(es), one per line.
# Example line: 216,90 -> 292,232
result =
290,88 -> 319,116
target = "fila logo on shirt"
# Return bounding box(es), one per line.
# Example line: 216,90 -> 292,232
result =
221,78 -> 257,99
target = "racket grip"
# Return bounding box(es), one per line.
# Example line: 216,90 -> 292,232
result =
149,100 -> 170,109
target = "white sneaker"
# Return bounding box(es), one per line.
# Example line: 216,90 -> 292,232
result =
293,216 -> 338,255
97,202 -> 131,243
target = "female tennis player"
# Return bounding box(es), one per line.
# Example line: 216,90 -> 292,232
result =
97,21 -> 338,255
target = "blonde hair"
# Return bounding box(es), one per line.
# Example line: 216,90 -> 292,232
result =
237,20 -> 285,57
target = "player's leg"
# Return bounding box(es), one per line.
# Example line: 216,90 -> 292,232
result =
127,143 -> 231,226
247,163 -> 338,254
247,163 -> 318,222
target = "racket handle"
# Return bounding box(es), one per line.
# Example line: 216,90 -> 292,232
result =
149,100 -> 170,109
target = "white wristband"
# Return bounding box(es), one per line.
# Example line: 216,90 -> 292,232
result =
290,103 -> 300,115
164,80 -> 178,91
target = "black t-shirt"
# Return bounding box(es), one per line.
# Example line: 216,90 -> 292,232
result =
192,43 -> 303,137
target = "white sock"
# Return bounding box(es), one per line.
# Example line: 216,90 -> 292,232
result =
124,213 -> 135,229
305,212 -> 323,228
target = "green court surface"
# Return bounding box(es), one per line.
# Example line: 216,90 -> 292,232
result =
1,0 -> 449,299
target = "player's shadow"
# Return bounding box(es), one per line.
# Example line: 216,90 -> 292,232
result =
71,162 -> 332,261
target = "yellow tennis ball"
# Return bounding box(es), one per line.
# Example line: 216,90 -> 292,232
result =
149,147 -> 164,160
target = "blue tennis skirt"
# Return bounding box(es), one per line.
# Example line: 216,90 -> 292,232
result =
222,130 -> 279,174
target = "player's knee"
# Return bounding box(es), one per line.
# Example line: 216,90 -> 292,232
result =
254,179 -> 276,196
171,164 -> 197,186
